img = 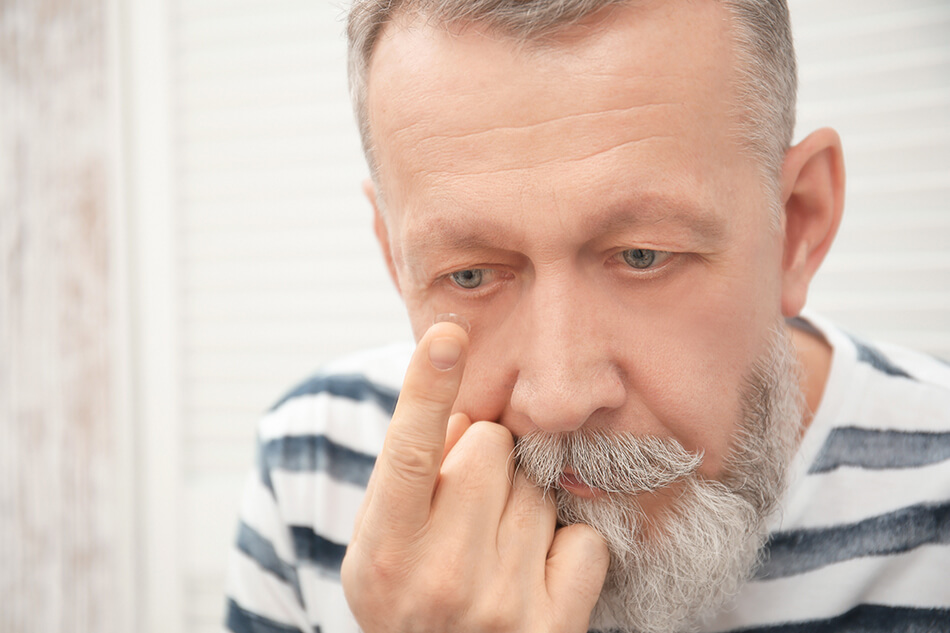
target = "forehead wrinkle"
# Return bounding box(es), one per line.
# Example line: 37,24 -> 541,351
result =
414,101 -> 682,143
409,132 -> 679,179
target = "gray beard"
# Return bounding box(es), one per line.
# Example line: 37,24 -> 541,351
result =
514,326 -> 803,633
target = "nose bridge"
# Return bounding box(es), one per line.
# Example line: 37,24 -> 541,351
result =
509,268 -> 624,433
529,271 -> 587,362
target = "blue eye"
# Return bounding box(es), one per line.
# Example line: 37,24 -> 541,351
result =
450,269 -> 485,289
622,248 -> 666,269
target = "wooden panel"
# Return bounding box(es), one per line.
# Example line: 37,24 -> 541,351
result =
0,1 -> 124,632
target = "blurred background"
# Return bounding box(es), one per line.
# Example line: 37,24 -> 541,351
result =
1,0 -> 948,631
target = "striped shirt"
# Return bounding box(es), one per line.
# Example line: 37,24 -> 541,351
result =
224,314 -> 950,633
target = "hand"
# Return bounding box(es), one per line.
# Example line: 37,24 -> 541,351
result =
341,322 -> 609,633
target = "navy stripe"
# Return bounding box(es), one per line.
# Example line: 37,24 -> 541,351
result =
849,334 -> 914,379
259,434 -> 376,490
271,374 -> 399,414
236,522 -> 304,606
291,525 -> 347,577
810,427 -> 950,474
724,604 -> 950,633
757,502 -> 950,580
786,316 -> 823,340
225,598 -> 312,633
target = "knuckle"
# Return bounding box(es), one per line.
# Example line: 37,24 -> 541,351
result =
343,543 -> 413,595
418,569 -> 466,613
510,490 -> 548,529
384,440 -> 439,483
467,420 -> 514,452
472,595 -> 520,632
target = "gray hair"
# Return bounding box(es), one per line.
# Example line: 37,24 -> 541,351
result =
347,0 -> 796,191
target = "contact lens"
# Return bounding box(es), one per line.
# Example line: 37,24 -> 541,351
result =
434,312 -> 472,334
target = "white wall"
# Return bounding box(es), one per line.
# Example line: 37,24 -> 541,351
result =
793,0 -> 950,356
119,1 -> 950,631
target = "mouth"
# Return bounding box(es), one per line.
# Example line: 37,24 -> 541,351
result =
559,470 -> 606,499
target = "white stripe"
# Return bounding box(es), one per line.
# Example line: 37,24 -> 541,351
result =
270,470 -> 366,545
319,342 -> 412,387
226,549 -> 313,632
707,544 -> 950,632
848,368 -> 950,433
779,460 -> 950,530
298,568 -> 361,633
877,340 -> 950,386
259,393 -> 390,455
239,471 -> 298,563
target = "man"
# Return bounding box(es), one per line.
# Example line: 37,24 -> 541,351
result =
225,1 -> 950,632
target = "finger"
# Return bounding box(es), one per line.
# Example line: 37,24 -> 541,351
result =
432,421 -> 516,535
358,400 -> 470,542
363,321 -> 468,538
498,469 -> 557,560
358,412 -> 472,543
545,523 -> 609,626
442,412 -> 472,463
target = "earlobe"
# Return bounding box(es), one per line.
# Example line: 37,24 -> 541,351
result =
364,179 -> 402,295
779,128 -> 846,317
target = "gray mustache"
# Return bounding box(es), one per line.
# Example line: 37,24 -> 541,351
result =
514,431 -> 704,494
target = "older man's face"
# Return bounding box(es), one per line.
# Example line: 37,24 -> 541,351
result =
367,0 -> 787,504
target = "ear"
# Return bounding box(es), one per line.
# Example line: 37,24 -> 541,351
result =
779,127 -> 846,317
364,179 -> 402,295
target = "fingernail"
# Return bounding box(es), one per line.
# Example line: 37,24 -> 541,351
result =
429,337 -> 462,370
434,313 -> 471,333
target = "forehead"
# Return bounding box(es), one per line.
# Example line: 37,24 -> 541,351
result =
366,0 -> 752,236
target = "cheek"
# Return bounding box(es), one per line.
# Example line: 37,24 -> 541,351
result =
451,363 -> 511,427
401,288 -> 518,424
616,249 -> 783,475
449,312 -> 521,425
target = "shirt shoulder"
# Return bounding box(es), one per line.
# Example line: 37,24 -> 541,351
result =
707,316 -> 950,632
259,342 -> 412,456
800,312 -> 950,436
233,343 -> 412,633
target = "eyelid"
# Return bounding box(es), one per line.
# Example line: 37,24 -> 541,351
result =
444,267 -> 499,292
614,248 -> 675,273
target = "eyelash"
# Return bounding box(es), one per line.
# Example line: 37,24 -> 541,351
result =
443,268 -> 504,295
616,248 -> 673,272
444,249 -> 675,292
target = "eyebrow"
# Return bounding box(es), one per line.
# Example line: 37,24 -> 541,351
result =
583,199 -> 727,244
401,193 -> 727,262
400,215 -> 515,269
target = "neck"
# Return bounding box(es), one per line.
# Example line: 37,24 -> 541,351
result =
787,319 -> 833,435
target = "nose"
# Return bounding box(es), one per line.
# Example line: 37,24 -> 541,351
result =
508,275 -> 626,434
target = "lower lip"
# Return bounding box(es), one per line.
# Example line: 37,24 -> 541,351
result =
559,473 -> 605,499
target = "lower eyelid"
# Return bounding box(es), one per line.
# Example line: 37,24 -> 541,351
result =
447,268 -> 516,294
446,268 -> 494,288
614,250 -> 676,271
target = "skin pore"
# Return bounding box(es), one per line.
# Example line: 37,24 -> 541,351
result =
341,0 -> 845,631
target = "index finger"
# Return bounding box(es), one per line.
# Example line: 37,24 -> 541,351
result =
362,321 -> 469,538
